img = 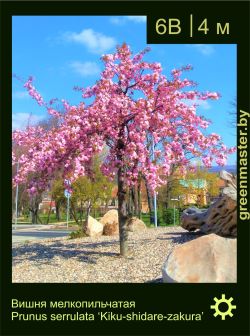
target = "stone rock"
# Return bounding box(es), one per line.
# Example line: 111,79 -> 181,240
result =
100,210 -> 147,235
103,222 -> 119,236
162,234 -> 236,283
181,170 -> 237,237
100,209 -> 118,225
100,210 -> 119,236
85,216 -> 104,237
126,217 -> 147,232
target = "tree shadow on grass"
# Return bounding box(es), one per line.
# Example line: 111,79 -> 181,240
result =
12,239 -> 120,266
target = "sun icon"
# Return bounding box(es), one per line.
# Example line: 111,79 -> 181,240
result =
210,294 -> 236,320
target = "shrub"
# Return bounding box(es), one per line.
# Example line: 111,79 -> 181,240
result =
161,208 -> 180,225
69,229 -> 88,239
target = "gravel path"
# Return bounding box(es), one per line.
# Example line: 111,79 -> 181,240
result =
12,227 -> 203,283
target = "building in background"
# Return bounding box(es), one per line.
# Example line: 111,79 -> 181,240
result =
179,179 -> 208,206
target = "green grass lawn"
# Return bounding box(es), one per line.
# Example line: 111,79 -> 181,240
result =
14,210 -> 181,227
141,213 -> 180,227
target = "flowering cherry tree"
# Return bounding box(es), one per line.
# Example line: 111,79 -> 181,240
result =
12,43 -> 235,256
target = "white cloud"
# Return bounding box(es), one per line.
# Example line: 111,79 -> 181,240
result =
183,99 -> 211,110
191,44 -> 215,56
12,113 -> 44,130
110,16 -> 146,25
110,17 -> 124,25
197,100 -> 211,110
64,29 -> 116,54
126,16 -> 147,23
12,91 -> 29,99
70,61 -> 100,77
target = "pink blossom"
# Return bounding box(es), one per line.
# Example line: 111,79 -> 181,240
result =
12,43 -> 235,194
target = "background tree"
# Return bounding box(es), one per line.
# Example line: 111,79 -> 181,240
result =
12,143 -> 44,224
161,165 -> 220,208
70,155 -> 114,230
29,193 -> 43,224
51,179 -> 65,221
127,179 -> 142,219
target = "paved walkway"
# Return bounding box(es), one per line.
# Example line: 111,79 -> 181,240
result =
12,224 -> 73,244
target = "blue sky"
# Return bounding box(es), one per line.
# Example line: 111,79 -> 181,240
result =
12,16 -> 236,165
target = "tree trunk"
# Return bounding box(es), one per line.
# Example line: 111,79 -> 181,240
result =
29,197 -> 40,224
56,202 -> 61,221
131,186 -> 138,217
137,180 -> 141,219
117,128 -> 129,257
37,214 -> 43,224
165,180 -> 173,209
165,165 -> 176,209
46,199 -> 53,224
128,188 -> 133,216
117,167 -> 129,257
79,201 -> 83,227
31,209 -> 38,224
105,200 -> 109,213
70,202 -> 79,224
84,201 -> 92,232
143,176 -> 154,224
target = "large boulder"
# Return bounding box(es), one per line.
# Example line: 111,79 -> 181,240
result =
100,210 -> 147,235
100,210 -> 119,236
126,217 -> 147,232
103,222 -> 119,236
100,209 -> 118,225
162,234 -> 236,283
181,170 -> 237,237
85,216 -> 104,237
